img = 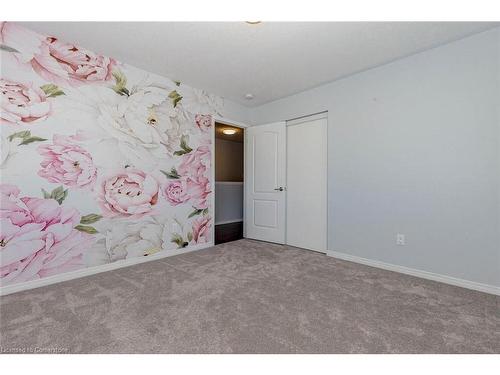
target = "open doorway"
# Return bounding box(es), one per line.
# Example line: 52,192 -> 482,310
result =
214,122 -> 244,244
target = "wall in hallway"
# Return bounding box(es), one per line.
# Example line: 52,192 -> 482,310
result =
215,138 -> 244,182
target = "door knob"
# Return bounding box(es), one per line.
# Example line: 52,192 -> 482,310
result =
274,187 -> 284,191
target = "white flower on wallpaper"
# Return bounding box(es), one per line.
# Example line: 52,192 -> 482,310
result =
0,22 -> 217,287
1,133 -> 21,166
88,216 -> 173,263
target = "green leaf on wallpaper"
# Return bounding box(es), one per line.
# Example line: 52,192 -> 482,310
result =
188,208 -> 204,218
52,186 -> 68,205
171,233 -> 183,244
8,130 -> 31,142
173,150 -> 187,156
42,186 -> 68,205
40,84 -> 65,98
171,233 -> 188,249
180,135 -> 192,152
8,131 -> 47,145
202,208 -> 209,216
161,167 -> 180,179
112,70 -> 127,86
80,214 -> 103,224
168,90 -> 183,107
75,225 -> 98,234
174,80 -> 181,87
0,44 -> 19,53
112,70 -> 130,96
187,232 -> 193,242
19,136 -> 47,145
113,86 -> 130,96
41,189 -> 51,199
173,135 -> 193,156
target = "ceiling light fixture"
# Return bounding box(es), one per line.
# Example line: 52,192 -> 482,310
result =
222,129 -> 237,135
245,93 -> 254,100
245,21 -> 262,25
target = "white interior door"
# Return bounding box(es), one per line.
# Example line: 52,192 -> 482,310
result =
245,122 -> 286,244
286,115 -> 327,252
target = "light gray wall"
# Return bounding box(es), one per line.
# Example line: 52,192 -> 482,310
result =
215,183 -> 244,225
222,98 -> 254,125
250,28 -> 500,287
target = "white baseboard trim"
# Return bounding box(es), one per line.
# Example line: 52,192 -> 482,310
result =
327,250 -> 500,296
0,242 -> 213,296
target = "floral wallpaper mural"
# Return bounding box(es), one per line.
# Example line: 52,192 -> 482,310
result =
0,22 -> 222,287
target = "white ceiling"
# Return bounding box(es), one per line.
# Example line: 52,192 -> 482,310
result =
20,22 -> 499,106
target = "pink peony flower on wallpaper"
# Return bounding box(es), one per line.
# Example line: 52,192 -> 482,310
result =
186,176 -> 211,210
191,215 -> 212,244
1,22 -> 116,87
30,36 -> 117,87
98,168 -> 160,218
0,22 -> 45,62
37,134 -> 97,189
162,175 -> 211,209
162,179 -> 190,206
0,184 -> 94,285
177,145 -> 211,179
0,78 -> 52,124
195,114 -> 212,133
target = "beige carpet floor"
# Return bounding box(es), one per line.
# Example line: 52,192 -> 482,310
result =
1,239 -> 499,353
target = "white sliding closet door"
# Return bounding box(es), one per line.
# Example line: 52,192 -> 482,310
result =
286,114 -> 327,252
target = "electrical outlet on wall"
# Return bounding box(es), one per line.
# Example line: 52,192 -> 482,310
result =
396,233 -> 406,246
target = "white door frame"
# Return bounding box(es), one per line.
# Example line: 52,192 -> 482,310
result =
211,116 -> 249,245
